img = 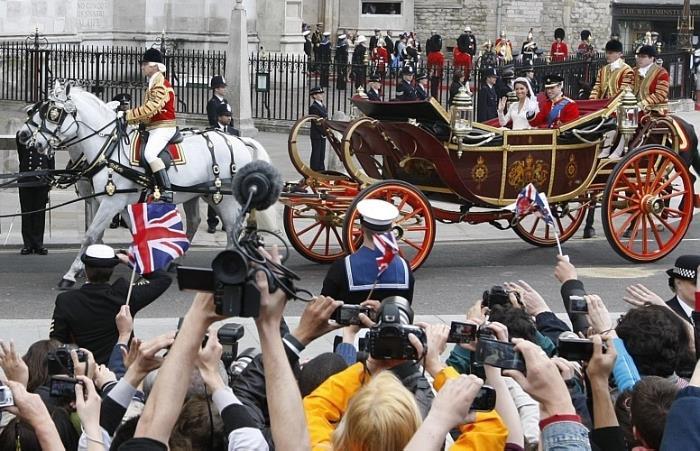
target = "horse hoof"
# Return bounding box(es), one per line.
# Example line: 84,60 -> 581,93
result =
57,278 -> 75,290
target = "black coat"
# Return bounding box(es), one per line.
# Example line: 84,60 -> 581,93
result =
448,81 -> 464,105
49,270 -> 172,364
17,135 -> 54,185
206,95 -> 227,127
309,100 -> 328,140
667,296 -> 692,324
319,42 -> 331,62
212,123 -> 240,137
384,36 -> 394,55
367,88 -> 381,101
304,39 -> 312,57
396,79 -> 417,101
476,84 -> 498,122
352,44 -> 366,65
369,35 -> 380,50
416,84 -> 429,100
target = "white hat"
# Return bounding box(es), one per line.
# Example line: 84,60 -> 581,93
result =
356,35 -> 367,45
323,31 -> 331,36
81,244 -> 120,267
338,33 -> 347,40
303,30 -> 311,37
464,26 -> 472,32
357,199 -> 399,232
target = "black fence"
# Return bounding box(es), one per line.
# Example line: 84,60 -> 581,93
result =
0,39 -> 693,122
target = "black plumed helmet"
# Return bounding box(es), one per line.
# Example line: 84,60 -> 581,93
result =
554,28 -> 565,40
142,48 -> 163,64
581,30 -> 591,41
605,39 -> 623,53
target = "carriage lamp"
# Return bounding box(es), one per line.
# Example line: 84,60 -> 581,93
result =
450,86 -> 474,158
617,86 -> 640,152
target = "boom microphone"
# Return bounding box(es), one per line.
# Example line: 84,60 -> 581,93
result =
231,160 -> 283,212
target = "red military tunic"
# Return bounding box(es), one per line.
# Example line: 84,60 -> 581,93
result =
453,48 -> 472,74
126,72 -> 176,129
427,51 -> 445,78
633,63 -> 670,108
550,41 -> 568,62
529,96 -> 579,128
371,46 -> 389,74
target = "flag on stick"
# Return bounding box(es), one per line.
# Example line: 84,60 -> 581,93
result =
372,231 -> 399,275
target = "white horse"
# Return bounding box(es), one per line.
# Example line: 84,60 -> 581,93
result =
18,84 -> 277,288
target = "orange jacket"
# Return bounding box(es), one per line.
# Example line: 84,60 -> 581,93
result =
303,363 -> 508,451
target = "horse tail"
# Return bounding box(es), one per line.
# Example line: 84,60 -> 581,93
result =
674,115 -> 700,177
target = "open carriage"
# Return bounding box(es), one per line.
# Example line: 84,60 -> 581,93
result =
281,88 -> 699,269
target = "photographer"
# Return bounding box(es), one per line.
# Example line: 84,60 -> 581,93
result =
321,199 -> 414,304
50,244 -> 171,364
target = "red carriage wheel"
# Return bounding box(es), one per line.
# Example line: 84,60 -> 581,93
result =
342,180 -> 436,271
283,203 -> 346,264
602,145 -> 694,262
513,197 -> 589,247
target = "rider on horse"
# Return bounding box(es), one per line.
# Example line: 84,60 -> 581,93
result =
120,48 -> 176,202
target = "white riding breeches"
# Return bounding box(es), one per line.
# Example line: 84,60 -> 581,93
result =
144,127 -> 176,171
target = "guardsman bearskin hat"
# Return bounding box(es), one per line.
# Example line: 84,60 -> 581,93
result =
581,30 -> 591,41
554,28 -> 566,40
210,75 -> 227,89
636,45 -> 657,58
605,39 -> 624,53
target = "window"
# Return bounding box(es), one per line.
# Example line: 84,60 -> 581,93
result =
362,2 -> 402,15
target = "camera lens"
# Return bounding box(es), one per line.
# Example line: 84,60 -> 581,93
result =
212,250 -> 248,285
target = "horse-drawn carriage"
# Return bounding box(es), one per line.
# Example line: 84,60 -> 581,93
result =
282,87 -> 699,269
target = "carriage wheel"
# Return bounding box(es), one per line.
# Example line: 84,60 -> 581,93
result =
602,145 -> 694,262
342,180 -> 436,271
512,197 -> 589,247
283,204 -> 346,264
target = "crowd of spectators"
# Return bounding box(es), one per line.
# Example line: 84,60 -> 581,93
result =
1,247 -> 700,451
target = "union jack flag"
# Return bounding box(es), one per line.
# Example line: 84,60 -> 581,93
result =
126,203 -> 190,275
516,183 -> 555,225
372,232 -> 399,274
534,192 -> 555,226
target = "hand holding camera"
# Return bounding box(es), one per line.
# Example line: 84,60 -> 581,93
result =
197,327 -> 227,392
409,323 -> 449,377
0,340 -> 29,387
255,245 -> 289,330
74,376 -> 102,439
585,334 -> 617,384
122,332 -> 176,386
504,280 -> 551,317
71,348 -> 95,380
294,295 -> 343,346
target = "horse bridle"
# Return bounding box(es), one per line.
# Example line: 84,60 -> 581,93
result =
24,99 -> 80,155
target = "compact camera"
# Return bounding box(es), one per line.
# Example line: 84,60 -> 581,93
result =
331,305 -> 375,326
0,385 -> 14,409
471,385 -> 497,411
475,338 -> 526,373
47,345 -> 87,376
49,375 -> 83,400
569,295 -> 588,313
557,336 -> 607,361
447,321 -> 478,343
365,296 -> 427,360
482,286 -> 519,309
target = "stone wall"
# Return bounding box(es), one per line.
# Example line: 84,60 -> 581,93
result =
415,0 -> 611,56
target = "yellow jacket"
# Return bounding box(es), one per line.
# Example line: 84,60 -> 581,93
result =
589,61 -> 634,100
303,363 -> 508,451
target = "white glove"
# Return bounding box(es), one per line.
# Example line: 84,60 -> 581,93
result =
116,110 -> 125,119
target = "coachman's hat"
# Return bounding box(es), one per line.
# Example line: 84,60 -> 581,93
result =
310,86 -> 324,96
81,244 -> 120,268
216,103 -> 232,117
142,48 -> 163,64
357,199 -> 399,232
636,45 -> 657,58
605,39 -> 624,53
416,72 -> 428,81
210,75 -> 227,89
112,93 -> 132,104
666,255 -> 700,281
543,74 -> 564,88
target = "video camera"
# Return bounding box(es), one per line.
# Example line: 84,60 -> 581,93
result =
47,345 -> 87,377
365,296 -> 426,360
177,160 -> 306,317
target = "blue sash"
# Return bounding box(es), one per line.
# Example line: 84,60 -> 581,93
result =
547,98 -> 570,127
345,247 -> 409,292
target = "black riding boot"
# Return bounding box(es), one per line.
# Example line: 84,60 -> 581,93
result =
153,169 -> 173,203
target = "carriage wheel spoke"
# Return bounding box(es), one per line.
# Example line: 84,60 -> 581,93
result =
652,172 -> 681,197
297,220 -> 323,237
626,214 -> 643,249
401,238 -> 423,251
555,216 -> 565,236
645,154 -> 656,192
308,224 -> 325,249
611,204 -> 639,219
659,190 -> 686,201
620,173 -> 642,197
324,226 -> 330,255
610,190 -> 638,203
648,214 -> 665,249
618,211 -> 640,239
399,207 -> 424,223
406,226 -> 428,232
655,214 -> 679,234
641,214 -> 649,255
529,216 -> 541,235
648,158 -> 672,193
331,225 -> 343,247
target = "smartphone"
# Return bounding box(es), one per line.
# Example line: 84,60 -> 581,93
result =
569,295 -> 588,313
331,305 -> 374,326
177,267 -> 215,293
557,337 -> 607,361
447,321 -> 478,343
49,375 -> 82,399
470,385 -> 497,411
475,338 -> 526,373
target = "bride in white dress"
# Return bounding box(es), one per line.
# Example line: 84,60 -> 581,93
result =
497,77 -> 539,130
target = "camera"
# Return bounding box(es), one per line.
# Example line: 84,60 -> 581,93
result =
219,323 -> 245,370
447,321 -> 478,343
557,335 -> 607,361
331,305 -> 375,326
471,385 -> 497,411
47,345 -> 87,376
365,296 -> 427,360
0,385 -> 14,409
229,347 -> 259,381
49,375 -> 82,400
569,295 -> 588,313
475,338 -> 526,373
482,286 -> 519,309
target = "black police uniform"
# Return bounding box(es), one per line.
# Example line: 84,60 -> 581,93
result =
206,95 -> 227,128
351,44 -> 367,88
321,246 -> 415,304
319,40 -> 331,87
309,98 -> 328,171
16,133 -> 53,254
396,78 -> 417,101
416,83 -> 429,100
477,81 -> 499,122
367,88 -> 381,101
335,40 -> 349,91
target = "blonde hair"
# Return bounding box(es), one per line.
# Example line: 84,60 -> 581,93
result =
331,371 -> 422,451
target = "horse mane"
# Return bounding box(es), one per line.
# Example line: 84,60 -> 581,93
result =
69,87 -> 117,126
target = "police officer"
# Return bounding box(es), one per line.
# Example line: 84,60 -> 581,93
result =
321,199 -> 414,304
17,131 -> 53,255
477,66 -> 499,122
396,65 -> 417,101
212,103 -> 240,136
309,86 -> 328,171
206,75 -> 228,127
415,72 -> 429,100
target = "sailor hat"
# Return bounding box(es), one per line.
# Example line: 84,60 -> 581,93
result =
303,30 -> 311,37
357,199 -> 399,232
81,244 -> 120,268
338,34 -> 347,40
666,255 -> 700,281
323,31 -> 331,36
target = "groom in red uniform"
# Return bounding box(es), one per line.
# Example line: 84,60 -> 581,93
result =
529,74 -> 579,128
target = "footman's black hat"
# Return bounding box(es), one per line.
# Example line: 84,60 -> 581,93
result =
605,39 -> 624,53
666,255 -> 700,281
142,48 -> 163,64
81,244 -> 120,268
112,93 -> 132,104
636,45 -> 657,58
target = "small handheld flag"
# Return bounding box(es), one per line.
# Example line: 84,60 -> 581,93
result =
372,232 -> 399,275
515,184 -> 562,256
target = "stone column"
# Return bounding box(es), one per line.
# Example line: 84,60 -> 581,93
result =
279,0 -> 305,54
226,0 -> 258,136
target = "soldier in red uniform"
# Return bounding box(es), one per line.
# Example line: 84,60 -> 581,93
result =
453,46 -> 473,75
371,39 -> 389,77
426,34 -> 445,97
550,28 -> 568,62
529,75 -> 579,128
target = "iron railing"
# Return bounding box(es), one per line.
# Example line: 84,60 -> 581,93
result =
0,39 -> 693,121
